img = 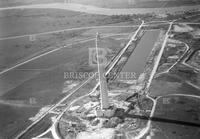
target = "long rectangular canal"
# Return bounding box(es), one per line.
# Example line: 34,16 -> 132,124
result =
121,30 -> 160,79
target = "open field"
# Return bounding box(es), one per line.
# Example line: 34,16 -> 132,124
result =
0,35 -> 129,139
155,96 -> 200,124
0,7 -> 138,138
1,0 -> 199,8
0,0 -> 63,7
150,74 -> 200,97
72,0 -> 200,8
151,96 -> 200,139
0,104 -> 39,139
0,26 -> 133,71
151,121 -> 200,139
0,8 -> 138,71
0,9 -> 136,37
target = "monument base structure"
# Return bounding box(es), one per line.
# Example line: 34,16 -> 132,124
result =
95,106 -> 116,118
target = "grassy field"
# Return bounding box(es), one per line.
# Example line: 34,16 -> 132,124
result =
150,73 -> 200,96
156,96 -> 200,124
0,7 -> 137,139
0,8 -> 137,71
0,35 -> 129,139
72,0 -> 200,8
0,0 -> 63,7
151,121 -> 200,139
1,36 -> 128,99
0,0 -> 199,8
151,96 -> 200,139
148,20 -> 200,138
0,104 -> 39,139
0,9 -> 132,37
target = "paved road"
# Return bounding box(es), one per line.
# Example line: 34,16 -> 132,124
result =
0,25 -> 135,41
0,3 -> 199,15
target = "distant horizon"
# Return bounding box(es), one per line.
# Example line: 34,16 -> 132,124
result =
0,0 -> 199,8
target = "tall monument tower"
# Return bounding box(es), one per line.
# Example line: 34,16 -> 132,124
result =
95,33 -> 115,117
95,33 -> 109,110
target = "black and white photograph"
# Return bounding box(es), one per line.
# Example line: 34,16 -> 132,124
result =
0,0 -> 200,139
